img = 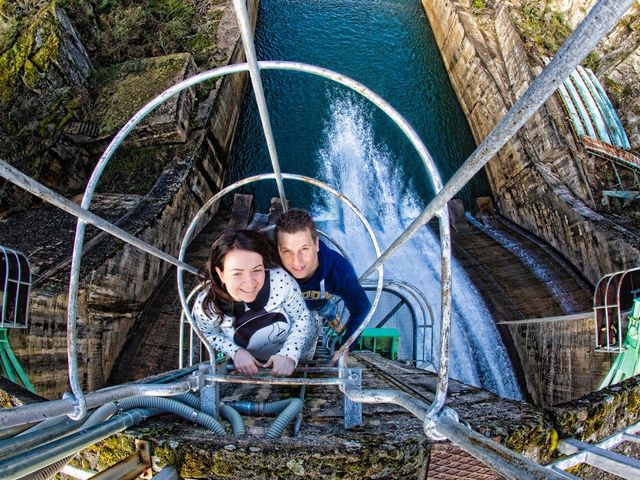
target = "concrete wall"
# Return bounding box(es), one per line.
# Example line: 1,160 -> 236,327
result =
420,0 -> 639,405
505,316 -> 612,407
421,0 -> 640,284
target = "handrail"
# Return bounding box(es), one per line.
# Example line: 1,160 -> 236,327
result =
232,0 -> 287,208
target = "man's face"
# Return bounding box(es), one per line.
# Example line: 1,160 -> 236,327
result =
277,228 -> 320,281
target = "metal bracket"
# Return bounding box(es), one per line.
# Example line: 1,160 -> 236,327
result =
423,406 -> 458,441
343,368 -> 362,429
200,362 -> 219,418
135,439 -> 153,480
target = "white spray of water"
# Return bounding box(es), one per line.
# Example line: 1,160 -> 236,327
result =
466,213 -> 581,313
312,96 -> 522,400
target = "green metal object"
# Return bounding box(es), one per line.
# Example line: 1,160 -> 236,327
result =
0,328 -> 36,393
599,298 -> 640,389
355,328 -> 400,360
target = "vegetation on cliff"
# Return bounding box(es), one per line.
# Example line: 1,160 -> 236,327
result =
93,0 -> 224,68
0,0 -> 228,212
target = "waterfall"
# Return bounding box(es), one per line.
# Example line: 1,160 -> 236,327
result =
466,213 -> 582,314
312,95 -> 522,400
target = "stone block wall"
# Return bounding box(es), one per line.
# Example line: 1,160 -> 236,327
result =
505,316 -> 612,407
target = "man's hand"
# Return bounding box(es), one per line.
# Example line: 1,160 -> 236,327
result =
232,348 -> 262,375
264,355 -> 296,376
329,349 -> 348,367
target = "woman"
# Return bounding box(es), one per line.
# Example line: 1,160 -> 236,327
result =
192,229 -> 318,376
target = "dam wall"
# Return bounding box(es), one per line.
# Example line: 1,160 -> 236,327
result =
420,0 -> 639,405
420,0 -> 640,285
9,1 -> 258,399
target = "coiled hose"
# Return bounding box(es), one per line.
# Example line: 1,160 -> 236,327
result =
19,397 -> 228,480
219,404 -> 245,435
175,392 -> 201,410
88,396 -> 226,434
227,399 -> 303,438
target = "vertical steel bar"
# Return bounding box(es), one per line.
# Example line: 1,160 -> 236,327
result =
431,214 -> 452,414
179,312 -> 185,369
22,254 -> 31,330
0,246 -> 8,328
232,0 -> 288,209
11,250 -> 19,325
360,0 -> 635,280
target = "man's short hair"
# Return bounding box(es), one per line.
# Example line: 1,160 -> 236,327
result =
275,208 -> 318,240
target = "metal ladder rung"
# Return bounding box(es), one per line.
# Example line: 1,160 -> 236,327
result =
622,432 -> 640,443
556,438 -> 640,480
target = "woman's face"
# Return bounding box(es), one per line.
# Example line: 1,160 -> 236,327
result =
215,249 -> 266,303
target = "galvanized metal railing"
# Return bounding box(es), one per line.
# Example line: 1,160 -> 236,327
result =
0,245 -> 30,329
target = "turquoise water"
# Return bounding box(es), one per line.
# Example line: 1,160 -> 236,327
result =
227,0 -> 488,210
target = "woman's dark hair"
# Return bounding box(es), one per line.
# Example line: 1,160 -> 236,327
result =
203,229 -> 280,315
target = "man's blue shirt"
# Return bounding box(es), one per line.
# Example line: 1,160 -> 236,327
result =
295,240 -> 371,345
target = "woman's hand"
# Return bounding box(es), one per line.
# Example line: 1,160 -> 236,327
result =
264,355 -> 296,376
329,349 -> 347,367
233,348 -> 262,375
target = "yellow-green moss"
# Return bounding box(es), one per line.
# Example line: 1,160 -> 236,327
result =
512,1 -> 572,57
83,434 -> 136,470
0,3 -> 63,104
94,0 -> 222,66
91,53 -> 190,137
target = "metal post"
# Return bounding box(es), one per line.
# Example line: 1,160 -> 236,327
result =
343,369 -> 362,429
360,0 -> 635,280
232,0 -> 287,209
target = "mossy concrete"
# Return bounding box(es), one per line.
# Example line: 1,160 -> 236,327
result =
71,353 -> 562,479
547,374 -> 640,441
91,52 -> 197,146
4,354 -> 640,477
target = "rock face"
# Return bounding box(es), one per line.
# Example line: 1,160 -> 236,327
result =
0,3 -> 94,210
4,0 -> 259,399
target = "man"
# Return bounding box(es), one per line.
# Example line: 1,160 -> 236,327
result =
275,208 -> 371,364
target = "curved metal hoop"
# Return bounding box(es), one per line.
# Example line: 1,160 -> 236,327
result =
67,60 -> 450,420
175,173 -> 384,367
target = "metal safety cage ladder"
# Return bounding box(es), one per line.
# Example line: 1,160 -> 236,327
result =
0,245 -> 35,393
593,266 -> 640,352
0,245 -> 31,329
359,280 -> 435,369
